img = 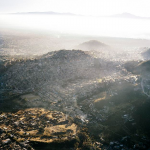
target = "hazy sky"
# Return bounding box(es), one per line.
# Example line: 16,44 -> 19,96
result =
0,0 -> 150,17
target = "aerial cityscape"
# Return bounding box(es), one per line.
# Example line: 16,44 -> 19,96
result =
1,0 -> 150,149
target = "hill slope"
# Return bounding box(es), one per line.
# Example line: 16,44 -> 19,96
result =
1,50 -> 150,149
77,40 -> 108,51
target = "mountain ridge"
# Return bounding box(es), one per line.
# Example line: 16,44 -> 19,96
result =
11,11 -> 83,16
110,12 -> 150,19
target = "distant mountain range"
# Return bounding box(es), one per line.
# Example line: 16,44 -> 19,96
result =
110,12 -> 150,19
12,11 -> 83,16
11,11 -> 150,19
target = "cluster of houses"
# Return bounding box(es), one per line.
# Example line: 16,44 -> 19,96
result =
0,108 -> 78,149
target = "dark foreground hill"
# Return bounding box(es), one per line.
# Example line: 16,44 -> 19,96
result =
130,60 -> 150,77
1,50 -> 150,149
